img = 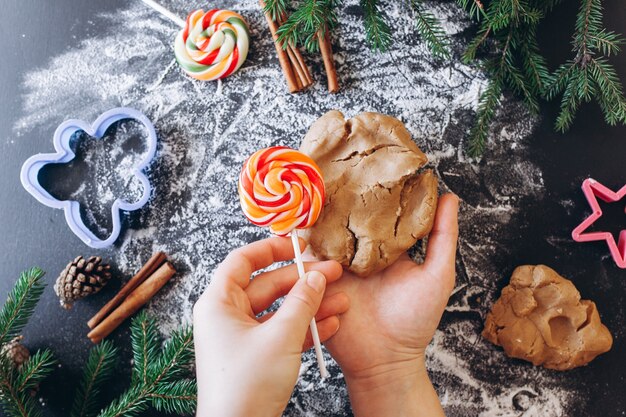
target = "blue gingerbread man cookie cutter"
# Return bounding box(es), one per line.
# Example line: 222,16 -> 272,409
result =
20,107 -> 158,249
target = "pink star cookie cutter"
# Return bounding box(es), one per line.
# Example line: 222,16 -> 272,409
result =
571,178 -> 626,268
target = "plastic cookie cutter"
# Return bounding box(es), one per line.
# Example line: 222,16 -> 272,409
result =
20,107 -> 157,249
571,178 -> 626,269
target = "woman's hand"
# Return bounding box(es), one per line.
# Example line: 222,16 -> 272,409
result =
193,237 -> 348,417
324,194 -> 459,417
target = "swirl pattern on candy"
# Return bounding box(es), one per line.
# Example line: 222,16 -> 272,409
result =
238,146 -> 325,236
174,9 -> 250,81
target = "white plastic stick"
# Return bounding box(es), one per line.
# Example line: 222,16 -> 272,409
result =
291,231 -> 329,378
140,0 -> 186,28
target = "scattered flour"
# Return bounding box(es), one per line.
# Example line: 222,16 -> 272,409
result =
14,0 -> 578,415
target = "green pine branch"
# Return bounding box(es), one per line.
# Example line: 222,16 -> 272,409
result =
276,0 -> 340,52
263,0 -> 290,22
457,0 -> 487,21
130,312 -> 160,386
469,78 -> 502,157
16,349 -> 55,392
149,380 -> 197,415
0,268 -> 46,347
410,0 -> 451,60
0,267 -> 55,417
96,312 -> 196,417
546,0 -> 626,132
71,340 -> 118,417
361,0 -> 392,52
0,350 -> 56,417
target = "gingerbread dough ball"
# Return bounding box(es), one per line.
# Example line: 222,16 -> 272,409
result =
299,110 -> 438,277
483,265 -> 612,370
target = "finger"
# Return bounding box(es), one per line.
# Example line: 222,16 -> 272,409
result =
302,316 -> 340,351
247,260 -> 343,314
423,194 -> 459,285
315,292 -> 350,320
212,237 -> 308,289
256,292 -> 348,324
271,271 -> 326,341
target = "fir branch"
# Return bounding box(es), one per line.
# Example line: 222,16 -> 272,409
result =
149,325 -> 194,385
276,0 -> 340,52
546,0 -> 626,132
0,370 -> 38,417
468,79 -> 502,157
263,0 -> 290,22
463,25 -> 491,63
361,0 -> 392,52
410,0 -> 450,59
130,313 -> 160,386
149,380 -> 197,415
554,70 -> 581,131
97,313 -> 195,417
16,349 -> 55,392
0,269 -> 51,417
520,35 -> 551,94
0,268 -> 46,347
457,0 -> 487,21
98,385 -> 150,417
590,58 -> 626,124
589,29 -> 623,57
71,341 -> 118,417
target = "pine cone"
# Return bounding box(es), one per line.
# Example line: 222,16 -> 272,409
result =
54,256 -> 112,309
1,336 -> 30,369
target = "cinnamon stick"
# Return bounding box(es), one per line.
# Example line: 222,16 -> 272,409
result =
88,262 -> 176,343
87,252 -> 166,329
318,29 -> 339,93
277,12 -> 313,88
260,0 -> 299,93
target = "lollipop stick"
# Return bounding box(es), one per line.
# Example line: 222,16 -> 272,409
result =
291,231 -> 329,378
140,0 -> 186,28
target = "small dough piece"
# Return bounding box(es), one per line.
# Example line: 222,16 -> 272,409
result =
300,110 -> 438,277
483,265 -> 613,370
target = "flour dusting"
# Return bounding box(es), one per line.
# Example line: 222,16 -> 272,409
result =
14,0 -> 579,415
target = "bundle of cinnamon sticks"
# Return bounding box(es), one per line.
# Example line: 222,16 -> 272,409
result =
87,252 -> 175,343
260,0 -> 339,94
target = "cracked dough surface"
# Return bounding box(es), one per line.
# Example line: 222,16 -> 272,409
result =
300,110 -> 438,277
483,265 -> 613,371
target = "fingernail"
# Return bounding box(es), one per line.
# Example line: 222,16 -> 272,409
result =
306,271 -> 326,292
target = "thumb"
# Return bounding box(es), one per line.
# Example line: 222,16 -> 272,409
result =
272,271 -> 326,340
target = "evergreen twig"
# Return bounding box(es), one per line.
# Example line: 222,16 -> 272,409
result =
0,268 -> 55,417
96,312 -> 196,417
276,0 -> 340,52
71,341 -> 118,417
361,0 -> 392,52
410,0 -> 451,59
0,268 -> 46,347
545,0 -> 626,132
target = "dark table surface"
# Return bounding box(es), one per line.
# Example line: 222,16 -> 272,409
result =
0,0 -> 624,416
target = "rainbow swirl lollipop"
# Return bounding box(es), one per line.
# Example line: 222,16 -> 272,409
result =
238,146 -> 328,377
238,146 -> 325,236
174,9 -> 250,81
